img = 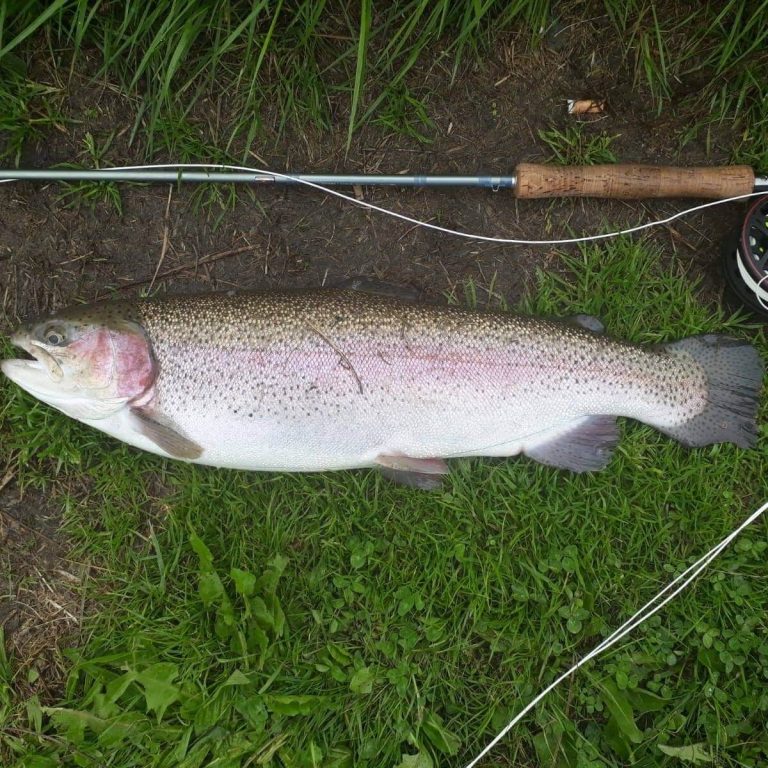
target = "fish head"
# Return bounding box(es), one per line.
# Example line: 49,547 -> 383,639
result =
2,302 -> 156,420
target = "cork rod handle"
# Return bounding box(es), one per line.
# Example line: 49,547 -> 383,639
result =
515,164 -> 755,199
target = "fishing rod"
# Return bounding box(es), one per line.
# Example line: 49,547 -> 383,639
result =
2,163 -> 767,197
3,162 -> 768,317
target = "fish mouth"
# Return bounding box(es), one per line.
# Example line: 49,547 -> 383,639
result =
8,333 -> 37,361
6,332 -> 43,367
2,333 -> 63,386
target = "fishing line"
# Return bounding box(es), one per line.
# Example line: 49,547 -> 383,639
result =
463,497 -> 768,768
735,253 -> 768,311
4,161 -> 767,246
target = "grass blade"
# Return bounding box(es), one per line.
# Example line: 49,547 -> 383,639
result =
0,0 -> 68,59
347,0 -> 371,153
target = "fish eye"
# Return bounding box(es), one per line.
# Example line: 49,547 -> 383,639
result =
42,325 -> 67,346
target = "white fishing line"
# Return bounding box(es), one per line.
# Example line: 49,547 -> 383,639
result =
463,497 -> 768,768
7,161 -> 765,246
735,256 -> 768,311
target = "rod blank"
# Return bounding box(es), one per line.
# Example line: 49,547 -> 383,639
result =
0,169 -> 517,189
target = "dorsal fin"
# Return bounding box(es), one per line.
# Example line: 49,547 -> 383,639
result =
335,277 -> 420,303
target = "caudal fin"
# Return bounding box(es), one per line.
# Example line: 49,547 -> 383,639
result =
658,335 -> 763,448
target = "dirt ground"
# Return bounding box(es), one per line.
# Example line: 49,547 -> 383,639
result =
0,17 -> 750,690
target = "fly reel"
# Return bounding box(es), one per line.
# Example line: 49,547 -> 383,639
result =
722,195 -> 768,319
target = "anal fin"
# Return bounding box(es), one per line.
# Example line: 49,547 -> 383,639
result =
130,407 -> 203,460
524,415 -> 619,472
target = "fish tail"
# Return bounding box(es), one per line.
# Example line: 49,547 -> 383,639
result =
657,335 -> 763,448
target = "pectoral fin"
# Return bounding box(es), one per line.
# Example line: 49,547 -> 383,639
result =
130,407 -> 203,460
375,454 -> 449,490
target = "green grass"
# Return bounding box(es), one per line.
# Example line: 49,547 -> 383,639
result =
1,239 -> 768,767
602,0 -> 768,159
537,126 -> 619,166
0,71 -> 65,165
0,1 -> 766,161
55,131 -> 124,215
0,0 -> 549,160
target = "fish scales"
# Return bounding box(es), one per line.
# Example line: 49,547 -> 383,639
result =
2,289 -> 762,484
138,291 -> 702,469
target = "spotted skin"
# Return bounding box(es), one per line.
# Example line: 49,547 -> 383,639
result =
2,290 -> 762,475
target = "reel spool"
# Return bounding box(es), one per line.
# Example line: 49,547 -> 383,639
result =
722,195 -> 768,319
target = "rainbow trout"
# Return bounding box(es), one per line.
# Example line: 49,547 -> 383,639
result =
1,288 -> 763,488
